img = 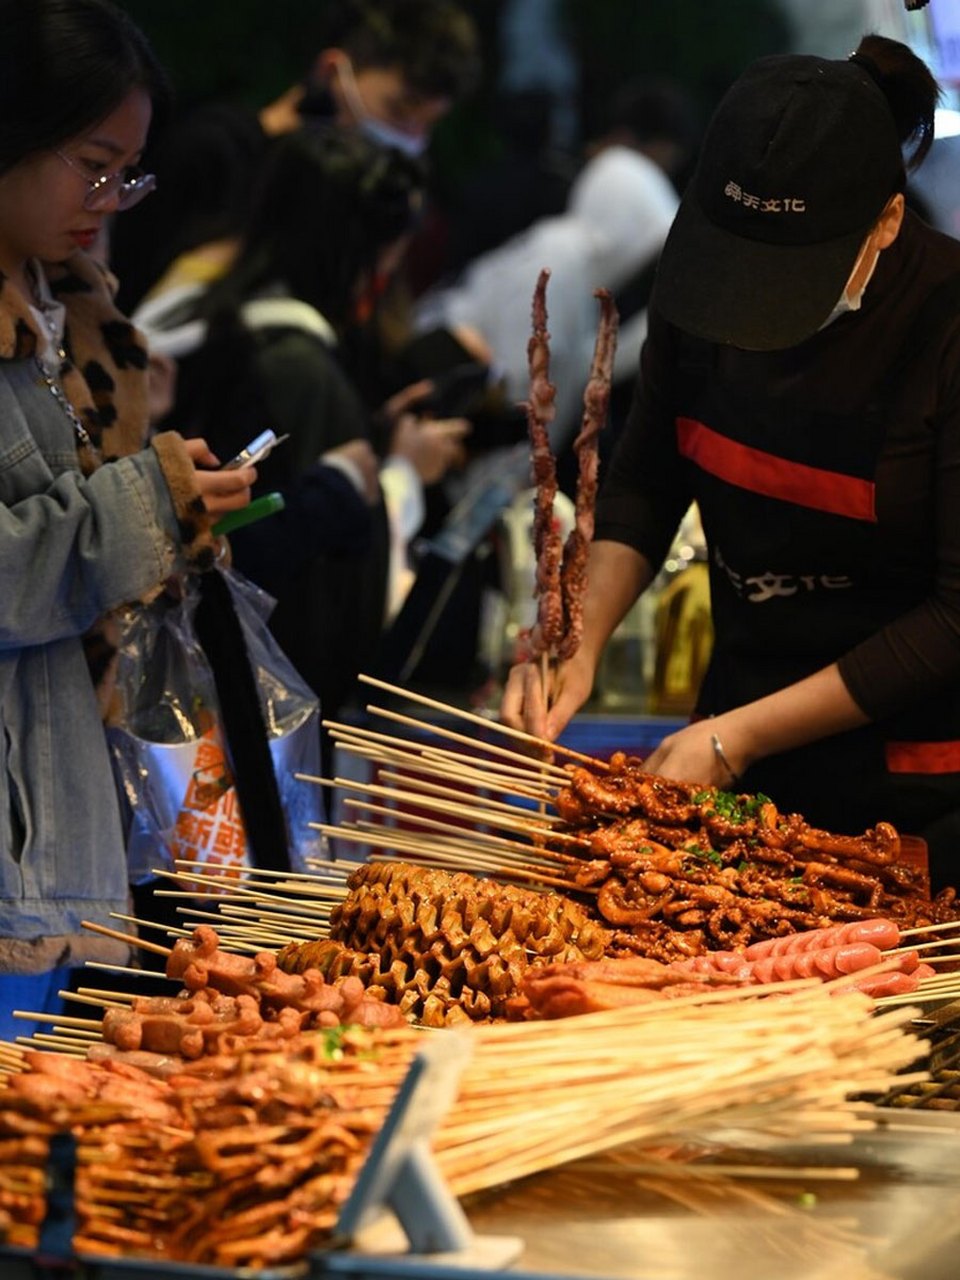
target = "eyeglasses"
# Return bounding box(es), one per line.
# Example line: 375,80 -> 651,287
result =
55,149 -> 157,212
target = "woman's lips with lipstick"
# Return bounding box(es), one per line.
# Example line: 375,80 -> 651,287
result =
70,229 -> 99,250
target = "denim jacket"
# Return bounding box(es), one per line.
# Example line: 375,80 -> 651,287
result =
0,254 -> 215,972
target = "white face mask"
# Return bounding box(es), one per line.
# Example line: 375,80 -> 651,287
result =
335,57 -> 429,158
819,236 -> 879,329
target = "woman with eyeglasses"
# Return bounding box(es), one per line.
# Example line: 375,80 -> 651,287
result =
0,0 -> 255,1034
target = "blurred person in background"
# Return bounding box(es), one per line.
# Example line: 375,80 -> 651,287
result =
151,128 -> 468,760
262,0 -> 481,154
414,104 -> 682,450
111,0 -> 481,318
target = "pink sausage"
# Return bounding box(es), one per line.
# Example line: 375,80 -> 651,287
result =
749,956 -> 778,984
791,950 -> 821,979
842,918 -> 901,951
669,953 -> 753,980
914,962 -> 936,981
669,955 -> 716,974
748,942 -> 881,984
744,925 -> 841,961
840,971 -> 919,998
744,918 -> 900,962
894,949 -> 920,975
823,942 -> 884,976
711,953 -> 754,979
744,924 -> 845,961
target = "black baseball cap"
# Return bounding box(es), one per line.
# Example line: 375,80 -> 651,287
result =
651,54 -> 906,350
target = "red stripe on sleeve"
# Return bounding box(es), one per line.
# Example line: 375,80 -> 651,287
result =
885,740 -> 960,774
677,417 -> 877,522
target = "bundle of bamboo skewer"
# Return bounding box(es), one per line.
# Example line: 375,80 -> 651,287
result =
0,971 -> 931,1266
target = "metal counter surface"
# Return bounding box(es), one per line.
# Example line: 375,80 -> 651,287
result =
456,1119 -> 960,1280
4,1118 -> 960,1280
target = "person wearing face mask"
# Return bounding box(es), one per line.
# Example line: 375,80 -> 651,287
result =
261,0 -> 481,158
502,34 -> 960,894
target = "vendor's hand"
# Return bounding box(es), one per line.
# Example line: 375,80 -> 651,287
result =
391,414 -> 469,485
643,718 -> 747,789
500,651 -> 595,742
184,438 -> 256,517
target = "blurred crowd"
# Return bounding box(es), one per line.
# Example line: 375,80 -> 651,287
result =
102,0 -> 948,727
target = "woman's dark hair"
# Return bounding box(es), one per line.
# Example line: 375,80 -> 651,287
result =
0,0 -> 170,173
851,33 -> 941,172
200,126 -> 425,330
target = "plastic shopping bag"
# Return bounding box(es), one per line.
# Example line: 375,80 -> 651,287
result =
107,567 -> 325,888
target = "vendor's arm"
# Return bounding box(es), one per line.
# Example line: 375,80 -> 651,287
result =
501,539 -> 655,739
645,663 -> 870,788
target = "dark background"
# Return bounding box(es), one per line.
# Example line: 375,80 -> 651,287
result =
114,1 -> 794,189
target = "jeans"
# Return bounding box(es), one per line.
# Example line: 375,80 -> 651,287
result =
0,968 -> 71,1043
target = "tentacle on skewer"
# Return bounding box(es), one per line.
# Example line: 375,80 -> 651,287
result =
557,288 -> 620,661
525,268 -> 564,660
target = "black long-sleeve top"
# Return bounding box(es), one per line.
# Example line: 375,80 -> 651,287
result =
595,211 -> 960,872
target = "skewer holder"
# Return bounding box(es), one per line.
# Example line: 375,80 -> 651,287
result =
316,1034 -> 523,1276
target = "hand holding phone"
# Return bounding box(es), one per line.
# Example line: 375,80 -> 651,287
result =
222,429 -> 290,470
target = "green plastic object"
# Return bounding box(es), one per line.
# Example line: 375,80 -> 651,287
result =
213,491 -> 285,536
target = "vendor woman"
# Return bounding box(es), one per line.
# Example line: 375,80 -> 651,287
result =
502,34 -> 960,892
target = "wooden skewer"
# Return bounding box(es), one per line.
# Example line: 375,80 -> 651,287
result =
109,911 -> 177,935
150,867 -> 347,906
329,743 -> 558,805
324,719 -> 564,791
18,1035 -> 89,1054
355,841 -> 592,895
328,774 -> 584,853
83,961 -> 168,980
358,672 -> 609,771
12,1011 -> 102,1030
885,938 -> 960,956
361,705 -> 573,781
900,918 -> 960,938
172,858 -> 351,883
312,823 -> 580,891
76,987 -> 136,1004
364,768 -> 564,827
335,797 -> 581,867
59,989 -> 127,1011
397,741 -> 560,796
418,747 -> 558,795
81,919 -> 171,956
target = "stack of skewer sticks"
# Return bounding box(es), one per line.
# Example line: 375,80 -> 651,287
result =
304,672 -> 603,890
0,936 -> 938,1195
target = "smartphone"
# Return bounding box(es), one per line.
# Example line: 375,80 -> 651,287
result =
222,429 -> 289,470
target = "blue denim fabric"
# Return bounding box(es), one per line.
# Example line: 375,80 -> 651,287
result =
0,967 -> 71,1040
0,359 -> 182,960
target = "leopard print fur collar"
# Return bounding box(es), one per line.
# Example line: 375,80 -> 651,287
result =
0,251 -> 149,473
